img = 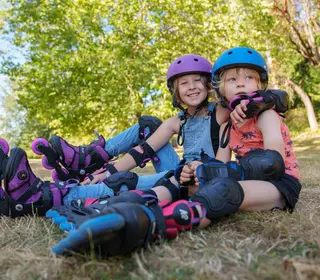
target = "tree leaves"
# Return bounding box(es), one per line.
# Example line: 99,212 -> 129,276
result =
1,0 -> 318,145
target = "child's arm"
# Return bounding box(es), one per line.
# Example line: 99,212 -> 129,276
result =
113,115 -> 180,169
230,90 -> 288,124
257,110 -> 285,158
216,122 -> 232,163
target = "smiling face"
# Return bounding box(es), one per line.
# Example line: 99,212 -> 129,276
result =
175,74 -> 208,108
221,68 -> 261,102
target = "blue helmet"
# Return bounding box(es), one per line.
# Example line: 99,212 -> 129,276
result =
212,47 -> 268,86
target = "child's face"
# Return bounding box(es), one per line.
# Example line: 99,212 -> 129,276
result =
222,68 -> 260,102
177,74 -> 207,107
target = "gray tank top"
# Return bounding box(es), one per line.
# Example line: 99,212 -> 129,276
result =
178,102 -> 215,163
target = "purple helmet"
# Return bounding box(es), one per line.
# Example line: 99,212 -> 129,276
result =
166,54 -> 212,90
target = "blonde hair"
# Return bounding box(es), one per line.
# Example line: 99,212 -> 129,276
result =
214,68 -> 262,102
172,75 -> 215,105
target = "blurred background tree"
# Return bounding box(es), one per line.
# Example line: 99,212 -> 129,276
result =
0,0 -> 318,151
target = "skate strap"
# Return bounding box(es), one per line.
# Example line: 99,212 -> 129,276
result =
188,202 -> 204,227
17,178 -> 44,203
1,182 -> 53,217
78,146 -> 86,170
12,179 -> 53,215
142,204 -> 167,243
42,181 -> 53,210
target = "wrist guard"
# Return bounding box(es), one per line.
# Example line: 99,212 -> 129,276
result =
229,89 -> 288,118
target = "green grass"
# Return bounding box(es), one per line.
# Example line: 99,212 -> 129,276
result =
1,133 -> 320,279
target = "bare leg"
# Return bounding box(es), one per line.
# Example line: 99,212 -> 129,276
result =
239,180 -> 285,211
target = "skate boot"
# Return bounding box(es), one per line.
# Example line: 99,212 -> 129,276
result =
0,138 -> 9,183
4,147 -> 69,217
32,130 -> 111,182
0,138 -> 10,215
48,195 -> 203,256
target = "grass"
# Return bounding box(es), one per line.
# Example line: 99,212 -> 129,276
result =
1,134 -> 320,280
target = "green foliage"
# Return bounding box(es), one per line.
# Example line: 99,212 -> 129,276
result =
0,0 -> 319,140
285,108 -> 311,137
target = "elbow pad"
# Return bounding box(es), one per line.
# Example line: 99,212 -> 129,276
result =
128,141 -> 160,168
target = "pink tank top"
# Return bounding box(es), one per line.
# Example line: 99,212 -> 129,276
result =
228,113 -> 300,179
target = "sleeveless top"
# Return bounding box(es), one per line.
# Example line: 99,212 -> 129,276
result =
178,102 -> 217,163
228,112 -> 300,179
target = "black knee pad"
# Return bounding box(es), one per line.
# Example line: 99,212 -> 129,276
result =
239,149 -> 285,180
191,177 -> 244,221
138,116 -> 162,140
153,170 -> 180,201
128,141 -> 160,168
103,171 -> 138,194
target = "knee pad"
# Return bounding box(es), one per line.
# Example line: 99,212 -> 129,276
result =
128,141 -> 160,167
239,149 -> 285,180
153,170 -> 180,201
196,150 -> 285,183
103,171 -> 138,195
191,177 -> 244,221
138,116 -> 162,140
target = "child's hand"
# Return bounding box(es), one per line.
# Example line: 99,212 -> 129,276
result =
187,161 -> 203,171
186,161 -> 203,187
230,100 -> 247,124
81,171 -> 109,185
180,164 -> 194,185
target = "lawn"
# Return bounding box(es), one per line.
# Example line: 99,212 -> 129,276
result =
0,134 -> 319,280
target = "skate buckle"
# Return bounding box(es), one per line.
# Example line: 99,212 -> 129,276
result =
15,204 -> 23,211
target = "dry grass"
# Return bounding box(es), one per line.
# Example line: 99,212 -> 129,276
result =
1,135 -> 320,280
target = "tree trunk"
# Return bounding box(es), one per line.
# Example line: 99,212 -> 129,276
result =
286,79 -> 318,131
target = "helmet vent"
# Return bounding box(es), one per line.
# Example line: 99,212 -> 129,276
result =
248,50 -> 252,54
227,51 -> 233,55
177,60 -> 182,64
194,58 -> 198,61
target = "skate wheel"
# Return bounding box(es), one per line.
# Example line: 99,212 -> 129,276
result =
32,138 -> 49,155
52,168 -> 70,182
0,138 -> 9,155
42,156 -> 55,170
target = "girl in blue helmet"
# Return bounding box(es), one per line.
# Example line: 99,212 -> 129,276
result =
180,47 -> 301,212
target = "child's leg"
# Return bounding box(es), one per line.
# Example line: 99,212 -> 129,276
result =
33,116 -> 163,182
104,124 -> 140,156
62,171 -> 172,206
238,180 -> 285,211
105,116 -> 162,156
62,183 -> 114,206
151,143 -> 180,172
107,126 -> 180,172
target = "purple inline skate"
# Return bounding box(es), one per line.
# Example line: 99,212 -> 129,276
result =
32,131 -> 111,182
3,147 -> 69,217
